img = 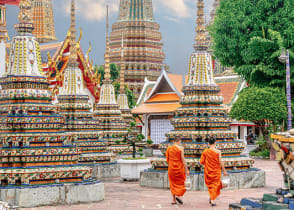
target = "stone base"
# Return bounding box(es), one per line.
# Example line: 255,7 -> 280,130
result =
118,159 -> 151,181
140,168 -> 265,190
89,162 -> 120,179
0,182 -> 104,208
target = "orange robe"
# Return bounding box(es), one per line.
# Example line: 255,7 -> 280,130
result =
166,145 -> 186,196
200,148 -> 223,200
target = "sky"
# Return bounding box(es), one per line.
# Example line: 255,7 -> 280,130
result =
6,0 -> 214,76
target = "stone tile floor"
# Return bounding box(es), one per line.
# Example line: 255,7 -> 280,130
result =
21,159 -> 283,210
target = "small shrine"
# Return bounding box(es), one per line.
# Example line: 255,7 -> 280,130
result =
57,0 -> 114,164
0,1 -> 104,207
140,0 -> 265,191
93,7 -> 131,156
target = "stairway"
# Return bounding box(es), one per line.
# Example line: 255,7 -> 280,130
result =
229,189 -> 294,210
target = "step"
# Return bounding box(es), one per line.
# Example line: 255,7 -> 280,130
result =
240,198 -> 263,208
262,201 -> 289,210
263,193 -> 280,202
277,188 -> 290,196
229,203 -> 262,210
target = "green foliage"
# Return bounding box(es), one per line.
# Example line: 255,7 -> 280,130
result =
125,86 -> 136,109
130,121 -> 136,127
211,0 -> 294,88
138,148 -> 143,152
230,86 -> 287,143
249,149 -> 270,158
147,139 -> 153,145
230,86 -> 287,125
97,63 -> 120,85
115,140 -> 120,145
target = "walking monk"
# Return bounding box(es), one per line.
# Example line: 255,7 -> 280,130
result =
200,137 -> 228,206
166,136 -> 189,205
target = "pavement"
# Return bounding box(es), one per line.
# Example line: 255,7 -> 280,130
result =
21,159 -> 284,210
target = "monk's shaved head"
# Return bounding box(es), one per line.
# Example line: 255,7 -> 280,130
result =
174,136 -> 181,142
208,137 -> 216,145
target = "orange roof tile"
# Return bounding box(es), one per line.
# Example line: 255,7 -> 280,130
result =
146,93 -> 180,103
218,82 -> 239,104
168,74 -> 183,93
132,103 -> 181,114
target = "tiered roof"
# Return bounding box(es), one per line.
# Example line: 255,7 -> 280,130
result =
93,7 -> 130,155
0,0 -> 92,185
57,0 -> 114,164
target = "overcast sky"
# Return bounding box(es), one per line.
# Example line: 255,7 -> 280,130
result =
6,0 -> 214,76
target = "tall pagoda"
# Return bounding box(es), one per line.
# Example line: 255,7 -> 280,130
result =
117,34 -> 133,126
0,0 -> 92,185
152,0 -> 254,171
31,0 -> 57,43
57,0 -> 114,164
94,7 -> 130,155
109,0 -> 167,99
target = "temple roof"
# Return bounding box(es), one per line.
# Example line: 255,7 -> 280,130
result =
214,75 -> 247,105
42,31 -> 99,100
132,71 -> 182,115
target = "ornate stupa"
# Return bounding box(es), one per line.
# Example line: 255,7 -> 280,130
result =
31,0 -> 57,43
94,7 -> 130,155
57,0 -> 114,164
0,0 -> 92,185
117,34 -> 133,126
109,0 -> 167,99
151,0 -> 254,171
0,5 -> 8,42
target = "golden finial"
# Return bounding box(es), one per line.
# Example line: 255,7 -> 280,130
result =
15,0 -> 34,34
68,0 -> 78,67
47,51 -> 52,65
193,0 -> 208,51
104,5 -> 111,81
86,41 -> 92,64
78,27 -> 83,43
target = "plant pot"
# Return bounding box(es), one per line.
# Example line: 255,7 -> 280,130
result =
142,147 -> 153,157
117,158 -> 151,180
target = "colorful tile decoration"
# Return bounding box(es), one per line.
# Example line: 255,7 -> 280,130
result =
109,0 -> 166,99
0,1 -> 92,186
151,0 -> 254,171
93,14 -> 132,155
57,1 -> 115,164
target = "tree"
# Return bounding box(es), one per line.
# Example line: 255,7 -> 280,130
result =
229,86 -> 287,145
122,121 -> 145,158
211,0 -> 294,88
96,63 -> 120,85
113,83 -> 136,109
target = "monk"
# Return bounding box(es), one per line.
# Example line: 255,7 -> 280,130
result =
166,136 -> 189,205
200,137 -> 228,206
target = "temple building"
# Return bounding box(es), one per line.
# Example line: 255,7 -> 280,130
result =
151,0 -> 254,171
43,23 -> 99,104
94,7 -> 131,155
109,0 -> 168,99
0,0 -> 92,186
57,0 -> 114,164
132,70 -> 183,144
31,0 -> 57,43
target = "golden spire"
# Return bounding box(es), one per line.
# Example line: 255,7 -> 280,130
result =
120,33 -> 125,94
104,5 -> 111,82
193,0 -> 208,51
68,0 -> 78,68
15,0 -> 34,34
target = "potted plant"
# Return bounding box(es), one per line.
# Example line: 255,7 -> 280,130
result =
117,121 -> 151,180
143,139 -> 153,157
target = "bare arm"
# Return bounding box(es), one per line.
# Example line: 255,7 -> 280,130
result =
180,147 -> 189,176
219,151 -> 228,176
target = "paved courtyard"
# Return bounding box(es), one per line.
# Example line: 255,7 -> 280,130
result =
21,159 -> 283,210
